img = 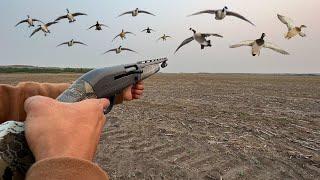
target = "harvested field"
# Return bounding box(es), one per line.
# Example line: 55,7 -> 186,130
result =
0,73 -> 319,180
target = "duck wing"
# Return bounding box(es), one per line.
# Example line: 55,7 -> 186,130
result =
56,42 -> 69,47
122,48 -> 138,53
263,42 -> 290,55
32,19 -> 44,24
138,10 -> 156,16
202,33 -> 223,38
74,41 -> 88,46
175,37 -> 194,54
226,11 -> 255,26
72,12 -> 88,17
103,49 -> 117,54
229,40 -> 255,48
277,14 -> 294,30
46,21 -> 58,27
29,27 -> 41,37
118,11 -> 133,17
55,15 -> 68,21
188,10 -> 216,17
15,19 -> 28,27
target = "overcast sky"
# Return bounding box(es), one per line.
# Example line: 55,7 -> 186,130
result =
0,0 -> 319,73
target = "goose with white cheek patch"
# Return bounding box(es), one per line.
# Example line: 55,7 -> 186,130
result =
55,9 -> 87,23
29,21 -> 58,37
103,46 -> 138,54
15,15 -> 44,27
57,39 -> 87,47
277,14 -> 307,39
118,8 -> 155,17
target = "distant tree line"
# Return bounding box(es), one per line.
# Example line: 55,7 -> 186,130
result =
0,67 -> 93,74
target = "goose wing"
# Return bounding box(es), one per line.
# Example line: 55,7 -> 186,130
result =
46,21 -> 58,27
29,27 -> 41,37
230,40 -> 255,48
100,24 -> 109,28
277,14 -> 294,30
103,49 -> 117,54
202,33 -> 223,38
32,19 -> 44,24
138,10 -> 156,16
165,36 -> 172,38
74,41 -> 88,46
263,42 -> 290,55
226,11 -> 255,26
55,15 -> 68,21
141,28 -> 148,32
72,12 -> 87,17
15,19 -> 28,27
118,11 -> 133,17
122,48 -> 138,53
188,10 -> 216,17
88,24 -> 96,29
299,32 -> 306,37
56,42 -> 69,47
175,37 -> 194,54
125,31 -> 136,36
112,34 -> 121,42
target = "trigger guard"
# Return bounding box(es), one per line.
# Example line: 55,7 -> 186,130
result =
104,96 -> 116,115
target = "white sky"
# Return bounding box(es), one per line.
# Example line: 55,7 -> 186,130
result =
0,0 -> 319,73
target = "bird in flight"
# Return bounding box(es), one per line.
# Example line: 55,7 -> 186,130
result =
157,34 -> 172,42
277,14 -> 307,39
188,6 -> 255,26
88,21 -> 109,31
57,39 -> 87,47
15,15 -> 44,27
29,21 -> 58,37
175,28 -> 223,54
229,33 -> 290,56
103,46 -> 138,54
141,27 -> 155,34
55,9 -> 87,23
118,8 -> 155,17
112,29 -> 136,41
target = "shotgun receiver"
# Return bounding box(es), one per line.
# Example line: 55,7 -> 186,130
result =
0,57 -> 168,177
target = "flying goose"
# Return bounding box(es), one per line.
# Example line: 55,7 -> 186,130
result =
29,21 -> 58,37
118,8 -> 155,17
157,34 -> 172,42
188,6 -> 254,26
55,9 -> 87,23
57,39 -> 87,47
277,14 -> 307,39
175,28 -> 223,53
15,15 -> 44,27
103,46 -> 138,54
112,29 -> 136,41
88,21 -> 109,31
141,27 -> 155,34
229,33 -> 290,56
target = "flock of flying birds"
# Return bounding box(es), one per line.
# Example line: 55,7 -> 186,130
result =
15,6 -> 307,56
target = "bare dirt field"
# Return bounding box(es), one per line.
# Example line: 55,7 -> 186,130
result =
0,73 -> 319,180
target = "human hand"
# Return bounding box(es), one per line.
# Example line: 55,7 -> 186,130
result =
116,81 -> 144,104
24,96 -> 109,162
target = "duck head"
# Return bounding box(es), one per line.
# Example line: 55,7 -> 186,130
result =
300,25 -> 307,28
189,28 -> 196,34
261,33 -> 266,39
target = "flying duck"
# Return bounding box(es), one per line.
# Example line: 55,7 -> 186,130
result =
15,15 -> 44,27
103,46 -> 138,54
188,6 -> 255,26
141,27 -> 155,34
175,28 -> 223,53
277,14 -> 307,39
157,34 -> 172,42
112,29 -> 136,41
118,8 -> 155,17
29,21 -> 58,37
55,9 -> 87,23
88,21 -> 109,31
57,39 -> 87,47
229,33 -> 290,56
